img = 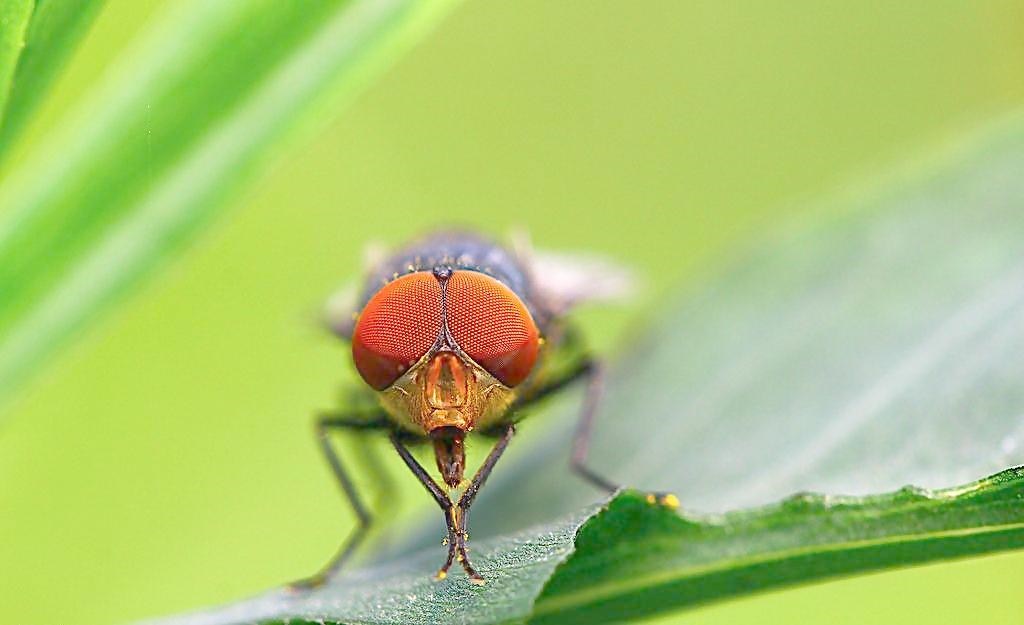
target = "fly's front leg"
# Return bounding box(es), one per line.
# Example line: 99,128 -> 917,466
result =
389,433 -> 459,580
454,423 -> 516,584
390,426 -> 516,585
291,411 -> 389,590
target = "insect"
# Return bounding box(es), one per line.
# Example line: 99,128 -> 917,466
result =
299,231 -> 642,587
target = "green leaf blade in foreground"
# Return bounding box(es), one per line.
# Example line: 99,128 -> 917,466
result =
532,469 -> 1024,625
139,468 -> 1024,625
0,0 -> 107,155
0,0 -> 458,419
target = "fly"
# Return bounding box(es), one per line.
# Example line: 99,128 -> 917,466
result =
296,230 -> 651,588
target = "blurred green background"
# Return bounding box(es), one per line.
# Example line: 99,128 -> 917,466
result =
2,1 -> 1024,624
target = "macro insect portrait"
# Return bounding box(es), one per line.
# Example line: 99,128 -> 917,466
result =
304,231 -> 638,585
2,2 -> 1023,625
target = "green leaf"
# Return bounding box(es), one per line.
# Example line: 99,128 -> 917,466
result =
141,502 -> 605,625
0,0 -> 458,419
0,0 -> 107,156
446,119 -> 1024,546
138,469 -> 1024,625
533,471 -> 1024,624
135,118 -> 1024,623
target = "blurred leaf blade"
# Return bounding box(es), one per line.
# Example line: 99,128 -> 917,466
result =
0,0 -> 34,122
0,0 -> 458,419
0,0 -> 107,156
137,468 -> 1024,625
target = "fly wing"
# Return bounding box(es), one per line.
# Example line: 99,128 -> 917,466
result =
323,240 -> 390,339
525,248 -> 639,314
323,280 -> 358,339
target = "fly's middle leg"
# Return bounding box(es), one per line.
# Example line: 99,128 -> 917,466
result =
290,412 -> 390,590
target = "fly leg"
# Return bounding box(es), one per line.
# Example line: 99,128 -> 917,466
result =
513,357 -> 678,507
568,359 -> 619,493
512,357 -> 619,493
454,423 -> 516,584
570,361 -> 679,507
389,433 -> 459,580
290,412 -> 389,590
391,425 -> 516,584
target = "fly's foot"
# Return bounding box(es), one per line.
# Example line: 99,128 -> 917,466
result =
456,531 -> 487,584
644,492 -> 680,509
434,520 -> 487,584
286,572 -> 328,593
459,543 -> 485,585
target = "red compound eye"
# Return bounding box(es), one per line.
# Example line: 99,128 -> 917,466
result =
352,273 -> 443,389
445,271 -> 539,386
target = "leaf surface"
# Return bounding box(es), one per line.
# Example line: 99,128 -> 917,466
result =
532,471 -> 1024,624
137,118 -> 1024,623
454,121 -> 1024,545
139,470 -> 1024,625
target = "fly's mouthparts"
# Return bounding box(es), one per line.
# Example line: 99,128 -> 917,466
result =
424,408 -> 469,432
431,427 -> 466,489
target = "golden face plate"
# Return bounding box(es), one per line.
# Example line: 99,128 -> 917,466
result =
377,350 -> 517,435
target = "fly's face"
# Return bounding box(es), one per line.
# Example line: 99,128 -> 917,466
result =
350,267 -> 540,437
378,351 -> 515,434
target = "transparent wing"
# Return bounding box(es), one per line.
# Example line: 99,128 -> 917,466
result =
509,229 -> 638,313
323,280 -> 358,339
323,240 -> 390,339
525,248 -> 639,314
